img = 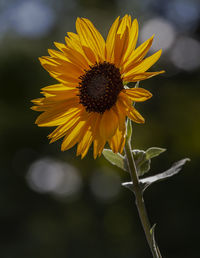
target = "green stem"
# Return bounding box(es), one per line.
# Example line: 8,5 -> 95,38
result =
124,139 -> 162,258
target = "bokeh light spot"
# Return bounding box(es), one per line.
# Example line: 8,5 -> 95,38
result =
9,0 -> 55,38
170,37 -> 200,71
141,17 -> 176,52
26,157 -> 82,198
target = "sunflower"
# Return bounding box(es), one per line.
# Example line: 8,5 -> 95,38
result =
32,15 -> 164,159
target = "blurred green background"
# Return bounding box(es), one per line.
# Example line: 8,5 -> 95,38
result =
1,0 -> 200,257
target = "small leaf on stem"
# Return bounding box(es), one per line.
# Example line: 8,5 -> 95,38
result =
102,149 -> 128,171
131,147 -> 166,177
146,147 -> 166,160
140,158 -> 190,192
122,158 -> 190,192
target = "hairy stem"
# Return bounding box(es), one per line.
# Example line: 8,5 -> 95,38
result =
124,139 -> 162,258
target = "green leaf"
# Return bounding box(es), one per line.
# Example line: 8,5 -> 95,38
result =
122,158 -> 190,192
102,149 -> 128,172
140,158 -> 190,192
131,147 -> 166,177
146,147 -> 166,160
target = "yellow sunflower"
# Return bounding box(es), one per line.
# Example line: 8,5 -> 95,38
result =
31,15 -> 164,159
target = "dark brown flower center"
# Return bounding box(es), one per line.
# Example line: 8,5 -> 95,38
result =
78,62 -> 124,114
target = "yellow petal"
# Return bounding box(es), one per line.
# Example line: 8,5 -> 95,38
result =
106,16 -> 120,62
48,49 -> 69,62
82,45 -> 97,64
123,88 -> 152,102
38,87 -> 78,105
41,90 -> 78,102
108,126 -> 126,153
113,15 -> 131,66
35,102 -> 81,127
41,84 -> 76,93
117,14 -> 131,35
94,140 -> 104,158
67,32 -> 80,43
61,118 -> 88,151
39,56 -> 83,78
31,97 -> 44,105
77,129 -> 93,158
91,114 -> 106,159
124,49 -> 162,78
123,35 -> 154,72
65,32 -> 93,66
98,141 -> 106,157
108,101 -> 126,153
32,92 -> 79,112
118,91 -> 132,107
118,93 -> 144,123
48,109 -> 83,142
62,47 -> 89,70
127,106 -> 145,123
76,114 -> 96,158
122,19 -> 139,63
41,92 -> 78,102
50,72 -> 80,84
31,97 -> 50,112
54,42 -> 67,52
65,32 -> 88,59
76,18 -> 104,62
114,28 -> 129,67
124,70 -> 165,82
99,108 -> 118,139
48,48 -> 87,73
113,101 -> 126,131
80,18 -> 105,59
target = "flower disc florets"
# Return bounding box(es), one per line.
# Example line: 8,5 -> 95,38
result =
78,61 -> 124,114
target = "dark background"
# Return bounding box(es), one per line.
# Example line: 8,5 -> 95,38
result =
1,0 -> 200,257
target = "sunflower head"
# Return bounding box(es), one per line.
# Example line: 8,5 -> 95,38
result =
31,15 -> 164,159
